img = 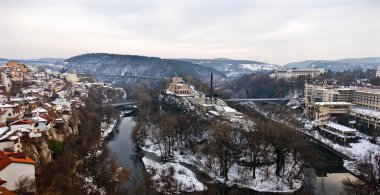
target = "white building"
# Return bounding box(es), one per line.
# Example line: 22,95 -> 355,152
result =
0,72 -> 12,93
9,119 -> 36,132
53,98 -> 72,112
320,122 -> 358,142
0,128 -> 22,152
61,72 -> 80,83
272,68 -> 324,79
31,107 -> 48,117
0,151 -> 35,191
0,94 -> 8,103
0,103 -> 17,120
31,116 -> 51,132
350,106 -> 380,129
376,67 -> 380,78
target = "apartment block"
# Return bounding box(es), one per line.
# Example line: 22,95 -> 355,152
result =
272,68 -> 324,79
304,83 -> 380,128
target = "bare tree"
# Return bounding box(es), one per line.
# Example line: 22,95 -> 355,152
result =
343,150 -> 380,194
207,121 -> 239,180
15,175 -> 36,194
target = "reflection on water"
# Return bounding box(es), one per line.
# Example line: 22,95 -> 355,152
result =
107,116 -> 144,182
303,143 -> 358,195
314,172 -> 356,195
109,116 -> 359,194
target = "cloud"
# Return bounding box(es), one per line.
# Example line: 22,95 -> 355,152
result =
0,0 -> 379,64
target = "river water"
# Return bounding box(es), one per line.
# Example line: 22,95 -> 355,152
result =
108,115 -> 357,195
106,116 -> 145,184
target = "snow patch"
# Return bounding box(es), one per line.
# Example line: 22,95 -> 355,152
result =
142,157 -> 207,193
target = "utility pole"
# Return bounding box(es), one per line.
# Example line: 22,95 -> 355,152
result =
210,72 -> 213,103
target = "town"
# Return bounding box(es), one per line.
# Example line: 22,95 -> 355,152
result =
0,57 -> 379,194
0,61 -> 128,194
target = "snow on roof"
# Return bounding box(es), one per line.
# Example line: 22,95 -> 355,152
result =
315,102 -> 352,106
355,89 -> 380,95
31,107 -> 48,113
326,122 -> 357,132
208,111 -> 220,116
25,96 -> 38,100
350,106 -> 380,118
0,126 -> 9,136
0,103 -> 14,108
214,105 -> 224,112
43,103 -> 52,107
31,116 -> 47,122
0,128 -> 18,141
10,97 -> 24,102
222,106 -> 237,113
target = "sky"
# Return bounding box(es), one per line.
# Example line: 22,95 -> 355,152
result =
0,0 -> 379,65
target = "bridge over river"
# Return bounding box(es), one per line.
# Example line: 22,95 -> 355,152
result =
102,100 -> 138,107
224,98 -> 290,102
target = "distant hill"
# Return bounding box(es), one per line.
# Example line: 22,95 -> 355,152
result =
284,57 -> 380,71
63,53 -> 224,84
178,58 -> 279,78
0,57 -> 64,65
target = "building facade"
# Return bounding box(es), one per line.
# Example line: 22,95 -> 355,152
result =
0,151 -> 35,191
168,77 -> 191,95
273,68 -> 324,79
304,83 -> 380,128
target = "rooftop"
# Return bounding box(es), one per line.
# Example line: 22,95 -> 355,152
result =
0,151 -> 35,171
350,106 -> 380,118
315,102 -> 352,106
326,122 -> 357,132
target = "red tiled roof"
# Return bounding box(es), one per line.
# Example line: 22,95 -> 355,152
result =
0,178 -> 6,185
39,114 -> 51,121
0,186 -> 16,195
9,119 -> 36,126
0,151 -> 35,171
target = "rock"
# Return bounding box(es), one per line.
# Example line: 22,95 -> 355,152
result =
38,139 -> 52,164
25,143 -> 41,167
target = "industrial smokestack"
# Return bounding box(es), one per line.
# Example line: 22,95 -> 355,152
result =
210,72 -> 213,104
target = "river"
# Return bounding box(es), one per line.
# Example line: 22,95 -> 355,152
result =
108,115 -> 357,194
106,116 -> 145,186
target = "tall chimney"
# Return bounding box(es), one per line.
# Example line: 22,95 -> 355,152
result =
210,72 -> 213,104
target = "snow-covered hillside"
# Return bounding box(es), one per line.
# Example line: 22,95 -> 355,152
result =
179,58 -> 280,78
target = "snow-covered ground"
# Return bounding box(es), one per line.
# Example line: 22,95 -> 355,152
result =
100,117 -> 119,138
246,100 -> 380,177
308,130 -> 380,173
142,157 -> 207,193
141,138 -> 302,193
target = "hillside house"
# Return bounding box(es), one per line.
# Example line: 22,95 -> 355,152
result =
0,103 -> 24,122
0,128 -> 22,152
0,151 -> 35,191
31,116 -> 51,132
31,107 -> 48,117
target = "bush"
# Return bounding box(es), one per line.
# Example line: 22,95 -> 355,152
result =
51,140 -> 64,158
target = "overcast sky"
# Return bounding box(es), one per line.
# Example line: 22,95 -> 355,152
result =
1,0 -> 379,64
